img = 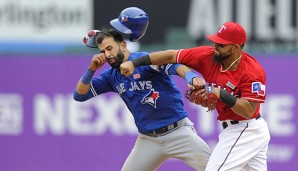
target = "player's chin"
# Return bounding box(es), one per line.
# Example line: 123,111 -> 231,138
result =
108,62 -> 115,67
109,62 -> 121,68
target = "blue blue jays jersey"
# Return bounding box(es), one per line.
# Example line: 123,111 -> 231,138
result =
90,52 -> 188,133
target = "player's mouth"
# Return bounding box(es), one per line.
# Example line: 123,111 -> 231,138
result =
107,57 -> 116,64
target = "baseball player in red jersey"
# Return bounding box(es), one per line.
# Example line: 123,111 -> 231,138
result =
120,22 -> 271,170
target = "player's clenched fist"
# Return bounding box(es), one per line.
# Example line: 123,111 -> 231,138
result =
90,53 -> 107,71
120,61 -> 135,77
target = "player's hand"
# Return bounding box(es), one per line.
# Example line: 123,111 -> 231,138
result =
120,61 -> 135,76
90,53 -> 107,71
185,85 -> 219,111
188,77 -> 206,90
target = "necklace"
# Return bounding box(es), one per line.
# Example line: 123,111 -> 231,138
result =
220,55 -> 242,72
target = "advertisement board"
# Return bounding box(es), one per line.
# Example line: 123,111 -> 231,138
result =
0,55 -> 297,171
0,0 -> 93,43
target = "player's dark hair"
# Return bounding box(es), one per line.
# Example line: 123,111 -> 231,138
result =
96,27 -> 124,45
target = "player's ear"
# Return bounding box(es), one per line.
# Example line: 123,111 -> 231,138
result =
232,44 -> 241,51
120,41 -> 127,52
235,44 -> 242,49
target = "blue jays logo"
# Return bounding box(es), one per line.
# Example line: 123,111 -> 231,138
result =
141,89 -> 159,108
121,15 -> 128,22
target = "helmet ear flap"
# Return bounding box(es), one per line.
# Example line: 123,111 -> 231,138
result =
83,30 -> 101,48
129,32 -> 141,42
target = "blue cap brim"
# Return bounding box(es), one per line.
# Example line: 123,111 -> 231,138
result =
110,19 -> 132,34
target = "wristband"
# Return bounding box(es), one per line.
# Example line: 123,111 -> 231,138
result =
220,89 -> 237,108
132,55 -> 152,68
185,71 -> 198,84
81,67 -> 95,84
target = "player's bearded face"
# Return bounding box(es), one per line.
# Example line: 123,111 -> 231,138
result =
213,45 -> 233,64
107,49 -> 125,68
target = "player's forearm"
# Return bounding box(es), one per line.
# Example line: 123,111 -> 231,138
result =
132,50 -> 178,68
218,89 -> 257,119
219,88 -> 258,119
74,80 -> 94,101
76,80 -> 91,94
230,99 -> 258,119
176,66 -> 199,85
73,67 -> 95,101
175,65 -> 191,77
150,50 -> 178,65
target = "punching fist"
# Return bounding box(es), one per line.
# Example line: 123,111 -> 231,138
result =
120,61 -> 136,77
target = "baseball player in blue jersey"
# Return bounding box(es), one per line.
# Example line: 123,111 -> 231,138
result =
74,7 -> 211,171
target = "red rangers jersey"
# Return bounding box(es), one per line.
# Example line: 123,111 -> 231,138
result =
176,46 -> 266,121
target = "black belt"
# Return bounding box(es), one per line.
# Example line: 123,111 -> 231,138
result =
146,122 -> 179,136
222,114 -> 261,129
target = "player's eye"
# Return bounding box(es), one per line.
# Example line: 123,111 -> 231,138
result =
218,43 -> 225,48
214,43 -> 226,48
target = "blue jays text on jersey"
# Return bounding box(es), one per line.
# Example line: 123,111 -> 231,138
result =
89,52 -> 188,134
116,80 -> 152,94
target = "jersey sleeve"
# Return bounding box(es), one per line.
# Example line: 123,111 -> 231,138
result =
176,46 -> 215,73
239,72 -> 266,103
90,70 -> 114,96
148,63 -> 181,76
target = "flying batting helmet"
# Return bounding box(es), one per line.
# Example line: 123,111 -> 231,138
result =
110,7 -> 149,42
